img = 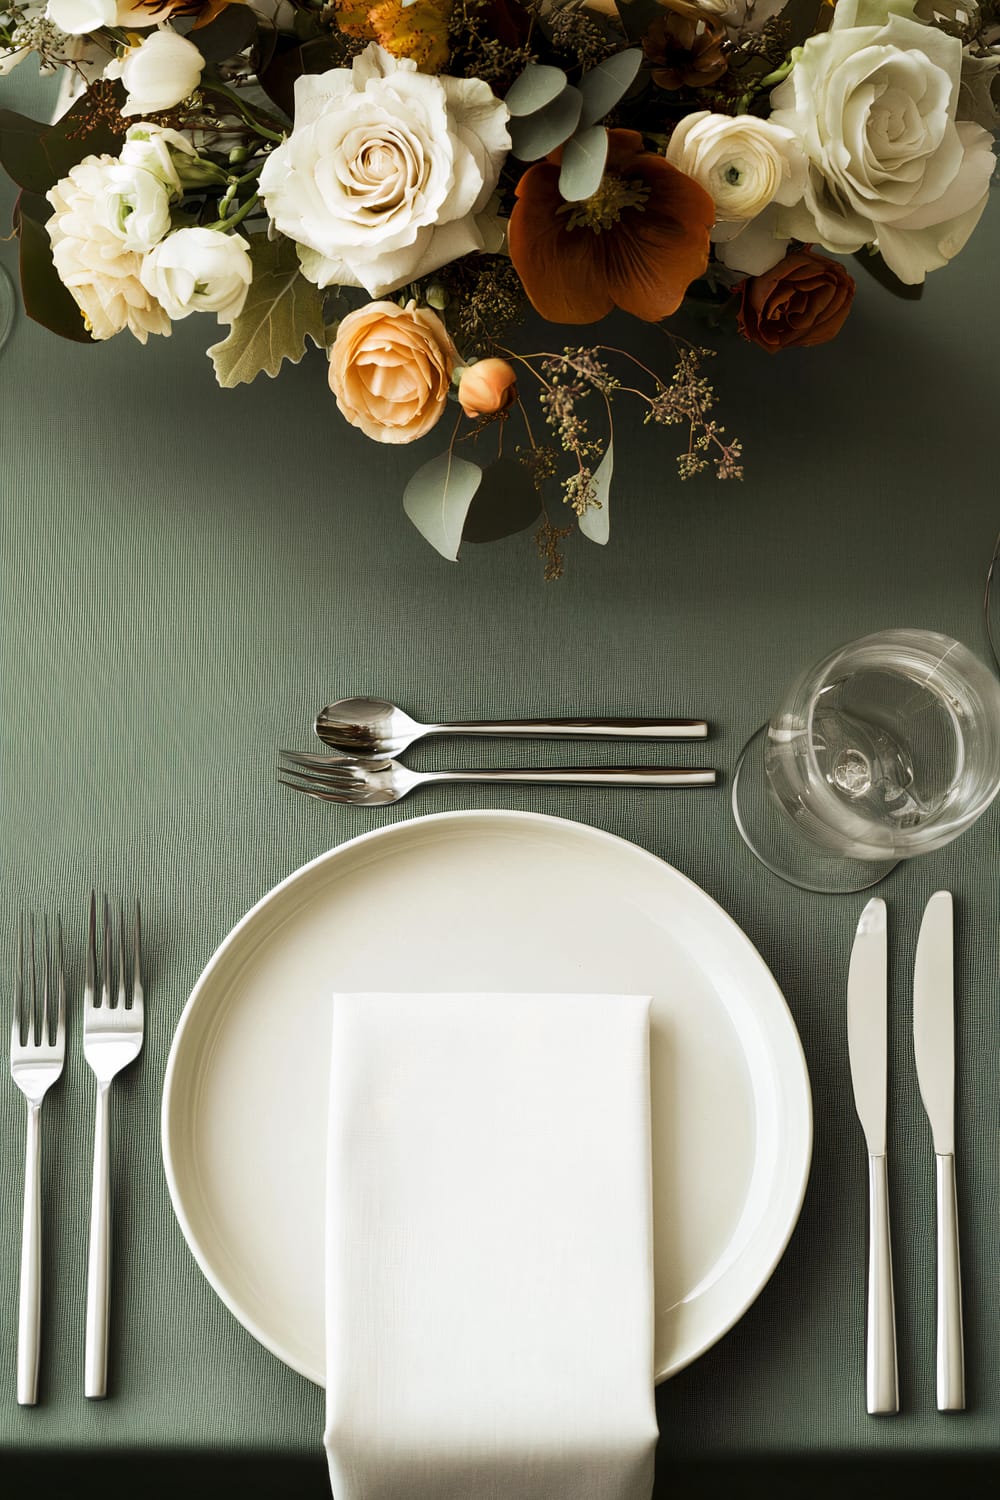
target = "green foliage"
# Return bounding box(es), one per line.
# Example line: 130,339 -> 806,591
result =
402,451 -> 482,560
207,233 -> 326,386
14,190 -> 93,344
0,88 -> 126,196
578,441 -> 613,545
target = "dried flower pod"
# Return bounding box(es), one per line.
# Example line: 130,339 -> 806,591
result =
642,0 -> 729,90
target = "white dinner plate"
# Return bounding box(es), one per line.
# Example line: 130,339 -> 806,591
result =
161,810 -> 812,1384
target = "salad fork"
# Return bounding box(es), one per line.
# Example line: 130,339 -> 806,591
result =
9,913 -> 65,1406
83,893 -> 144,1400
279,750 -> 717,805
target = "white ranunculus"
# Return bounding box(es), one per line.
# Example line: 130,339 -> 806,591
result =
258,42 -> 511,298
51,153 -> 172,251
666,111 -> 806,224
120,123 -> 198,196
768,0 -> 996,283
113,30 -> 204,118
140,227 -> 253,322
46,0 -> 151,34
46,155 -> 171,343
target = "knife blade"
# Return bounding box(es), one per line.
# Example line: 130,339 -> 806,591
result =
847,897 -> 898,1415
913,890 -> 965,1412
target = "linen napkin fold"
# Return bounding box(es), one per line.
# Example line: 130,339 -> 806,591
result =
324,991 -> 658,1500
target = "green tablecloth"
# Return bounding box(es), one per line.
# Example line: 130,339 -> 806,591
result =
2,65 -> 999,1497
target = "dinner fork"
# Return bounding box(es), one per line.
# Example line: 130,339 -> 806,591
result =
83,893 -> 143,1400
10,913 -> 65,1406
278,751 -> 718,805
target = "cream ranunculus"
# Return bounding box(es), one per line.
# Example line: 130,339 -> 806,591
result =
46,155 -> 171,342
120,122 -> 198,195
113,30 -> 204,118
768,0 -> 996,283
328,299 -> 458,443
140,227 -> 253,322
46,0 -> 155,33
258,42 -> 510,298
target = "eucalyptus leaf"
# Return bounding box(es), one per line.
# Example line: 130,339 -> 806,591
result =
462,457 -> 541,543
558,125 -> 608,203
509,87 -> 583,161
578,441 -> 613,545
505,63 -> 568,117
578,49 -> 643,129
403,452 -> 483,561
207,234 -> 326,387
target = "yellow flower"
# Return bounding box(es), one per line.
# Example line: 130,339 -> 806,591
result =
332,0 -> 451,73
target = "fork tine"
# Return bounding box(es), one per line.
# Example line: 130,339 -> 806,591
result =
86,890 -> 96,1007
13,912 -> 24,1050
132,899 -> 143,1017
117,901 -> 126,1010
277,762 -> 358,790
56,915 -> 66,1050
29,914 -> 37,1045
41,914 -> 50,1048
279,750 -> 367,776
101,893 -> 111,1009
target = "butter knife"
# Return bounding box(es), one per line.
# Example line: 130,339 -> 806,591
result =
913,890 -> 965,1412
847,896 -> 899,1415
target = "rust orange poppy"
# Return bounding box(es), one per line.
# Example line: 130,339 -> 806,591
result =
508,129 -> 714,325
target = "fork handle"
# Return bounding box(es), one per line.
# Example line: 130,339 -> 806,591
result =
433,717 -> 709,740
85,1083 -> 111,1399
17,1103 -> 42,1406
430,766 -> 718,787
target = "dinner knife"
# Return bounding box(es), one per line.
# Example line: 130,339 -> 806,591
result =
847,896 -> 898,1415
913,889 -> 965,1412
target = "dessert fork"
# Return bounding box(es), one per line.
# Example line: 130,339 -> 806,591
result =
83,893 -> 143,1399
279,750 -> 717,805
9,913 -> 65,1406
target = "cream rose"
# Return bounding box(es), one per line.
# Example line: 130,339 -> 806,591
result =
47,155 -> 170,342
768,0 -> 996,283
328,300 -> 458,444
258,42 -> 510,298
140,228 -> 252,322
112,30 -> 204,118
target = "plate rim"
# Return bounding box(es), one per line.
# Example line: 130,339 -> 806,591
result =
161,808 -> 813,1384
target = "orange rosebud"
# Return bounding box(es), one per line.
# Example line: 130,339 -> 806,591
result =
457,358 -> 518,418
737,248 -> 855,352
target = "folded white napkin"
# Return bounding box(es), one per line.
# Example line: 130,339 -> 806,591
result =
324,991 -> 658,1500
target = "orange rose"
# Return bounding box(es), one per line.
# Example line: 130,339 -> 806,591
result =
328,300 -> 459,444
457,358 -> 517,418
737,248 -> 856,352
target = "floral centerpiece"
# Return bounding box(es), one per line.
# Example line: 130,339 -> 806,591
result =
1,0 -> 997,571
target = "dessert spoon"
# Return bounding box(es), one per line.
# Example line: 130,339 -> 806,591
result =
314,696 -> 708,758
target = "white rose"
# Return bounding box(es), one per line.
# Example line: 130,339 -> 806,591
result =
120,123 -> 197,195
113,30 -> 204,119
768,0 -> 996,283
258,42 -> 510,298
140,227 -> 253,322
46,155 -> 170,343
46,0 -> 153,34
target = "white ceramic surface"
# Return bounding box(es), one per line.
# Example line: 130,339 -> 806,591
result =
161,810 -> 812,1384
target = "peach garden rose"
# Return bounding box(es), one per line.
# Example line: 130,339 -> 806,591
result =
328,299 -> 459,443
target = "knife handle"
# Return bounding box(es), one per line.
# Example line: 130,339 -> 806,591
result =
935,1153 -> 965,1411
866,1153 -> 899,1414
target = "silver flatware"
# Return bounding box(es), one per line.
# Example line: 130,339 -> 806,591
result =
9,913 -> 65,1406
279,751 -> 718,805
847,896 -> 898,1416
314,696 -> 709,757
913,889 -> 965,1412
83,893 -> 144,1399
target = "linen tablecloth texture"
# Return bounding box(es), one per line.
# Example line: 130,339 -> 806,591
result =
323,992 -> 658,1500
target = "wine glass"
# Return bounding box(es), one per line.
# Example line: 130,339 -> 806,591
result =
0,263 -> 15,356
732,628 -> 1000,893
986,529 -> 999,676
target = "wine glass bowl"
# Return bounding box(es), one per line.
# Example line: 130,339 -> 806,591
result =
733,629 -> 1000,892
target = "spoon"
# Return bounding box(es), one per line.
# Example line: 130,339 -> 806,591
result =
314,696 -> 709,758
